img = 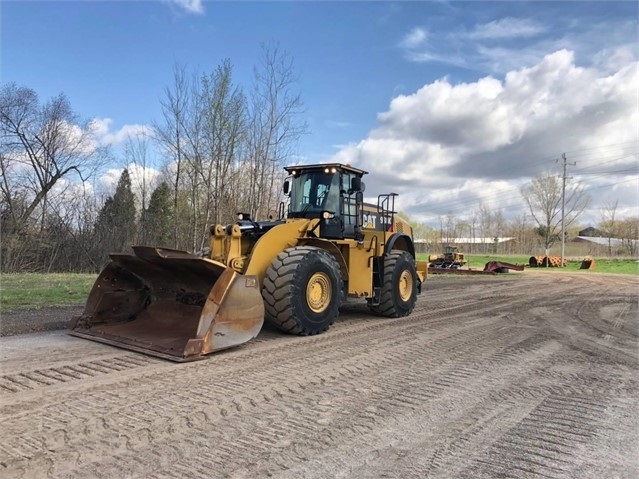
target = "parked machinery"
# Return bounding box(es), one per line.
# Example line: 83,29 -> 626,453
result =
70,163 -> 428,361
429,245 -> 467,269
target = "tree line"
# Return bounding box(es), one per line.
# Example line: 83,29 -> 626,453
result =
1,44 -> 637,273
407,175 -> 637,257
1,44 -> 307,272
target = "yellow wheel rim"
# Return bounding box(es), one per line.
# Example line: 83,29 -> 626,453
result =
306,272 -> 332,313
398,269 -> 413,302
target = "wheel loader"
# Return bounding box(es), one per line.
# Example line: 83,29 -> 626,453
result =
70,163 -> 428,361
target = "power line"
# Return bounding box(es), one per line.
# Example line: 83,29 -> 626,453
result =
407,144 -> 638,218
583,176 -> 639,191
562,141 -> 638,157
572,154 -> 637,172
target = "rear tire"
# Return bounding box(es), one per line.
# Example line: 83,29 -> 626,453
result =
369,250 -> 418,317
263,246 -> 343,335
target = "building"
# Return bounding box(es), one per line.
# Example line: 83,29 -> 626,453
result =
414,237 -> 516,255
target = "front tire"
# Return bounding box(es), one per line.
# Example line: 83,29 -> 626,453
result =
369,250 -> 418,317
263,246 -> 343,335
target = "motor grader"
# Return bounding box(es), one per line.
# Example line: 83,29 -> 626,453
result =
70,163 -> 428,361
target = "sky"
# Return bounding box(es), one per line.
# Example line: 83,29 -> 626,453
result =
2,0 -> 638,228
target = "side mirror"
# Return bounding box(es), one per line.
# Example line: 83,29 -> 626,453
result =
283,180 -> 290,195
351,177 -> 364,192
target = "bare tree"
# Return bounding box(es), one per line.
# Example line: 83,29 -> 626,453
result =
492,209 -> 506,253
0,83 -> 108,271
397,211 -> 437,253
469,211 -> 478,254
444,213 -> 457,243
124,132 -> 155,220
476,203 -> 493,253
521,172 -> 590,252
245,42 -> 308,219
154,64 -> 191,249
509,214 -> 536,255
196,60 -> 246,247
617,217 -> 638,256
455,219 -> 471,242
0,83 -> 108,234
598,199 -> 619,256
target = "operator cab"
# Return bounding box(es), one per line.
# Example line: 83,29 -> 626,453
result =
283,163 -> 366,240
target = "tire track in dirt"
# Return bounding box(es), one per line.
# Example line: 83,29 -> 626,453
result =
0,282 -> 544,404
460,395 -> 610,479
0,280 -> 608,468
576,294 -> 638,341
0,354 -> 153,394
12,323 -> 602,479
42,327 -> 548,478
0,273 -> 636,478
0,314 -> 510,448
1,307 -> 545,477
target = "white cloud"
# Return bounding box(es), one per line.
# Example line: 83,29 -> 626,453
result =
468,18 -> 546,40
325,120 -> 354,129
400,27 -> 428,49
89,118 -> 153,147
592,43 -> 638,74
400,15 -> 637,76
165,0 -> 204,15
330,49 -> 638,225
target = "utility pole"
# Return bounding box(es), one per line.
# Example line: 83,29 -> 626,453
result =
559,153 -> 576,268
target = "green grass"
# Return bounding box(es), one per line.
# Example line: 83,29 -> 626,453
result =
417,254 -> 639,275
1,254 -> 637,310
0,273 -> 97,310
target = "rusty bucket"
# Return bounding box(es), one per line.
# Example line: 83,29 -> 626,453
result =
580,258 -> 596,270
69,247 -> 264,361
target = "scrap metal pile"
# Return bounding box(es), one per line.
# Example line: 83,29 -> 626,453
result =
528,255 -> 567,267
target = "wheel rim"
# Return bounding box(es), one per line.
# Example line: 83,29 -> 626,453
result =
306,272 -> 332,313
398,269 -> 413,302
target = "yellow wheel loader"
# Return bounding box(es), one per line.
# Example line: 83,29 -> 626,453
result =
429,245 -> 467,269
70,163 -> 428,361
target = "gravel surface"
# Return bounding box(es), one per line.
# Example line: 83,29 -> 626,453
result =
0,271 -> 637,479
0,305 -> 84,337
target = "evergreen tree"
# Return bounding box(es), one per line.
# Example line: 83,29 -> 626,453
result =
94,169 -> 137,265
141,181 -> 173,247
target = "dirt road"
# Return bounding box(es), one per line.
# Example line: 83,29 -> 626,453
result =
1,272 -> 637,478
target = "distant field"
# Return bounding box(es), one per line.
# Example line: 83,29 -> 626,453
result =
0,273 -> 97,310
1,255 -> 638,311
417,254 -> 639,275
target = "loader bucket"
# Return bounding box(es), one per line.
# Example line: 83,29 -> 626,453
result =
580,258 -> 596,269
69,246 -> 264,361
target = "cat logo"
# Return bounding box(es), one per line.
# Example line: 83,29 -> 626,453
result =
363,213 -> 377,229
362,212 -> 392,231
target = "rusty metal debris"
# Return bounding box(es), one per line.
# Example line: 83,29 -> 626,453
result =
483,261 -> 525,273
528,255 -> 567,267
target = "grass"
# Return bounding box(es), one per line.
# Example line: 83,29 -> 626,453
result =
0,273 -> 98,310
1,254 -> 638,310
417,254 -> 639,275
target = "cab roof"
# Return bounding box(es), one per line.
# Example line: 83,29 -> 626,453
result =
284,163 -> 368,177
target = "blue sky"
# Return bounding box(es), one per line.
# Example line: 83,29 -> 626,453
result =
3,1 -> 638,226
